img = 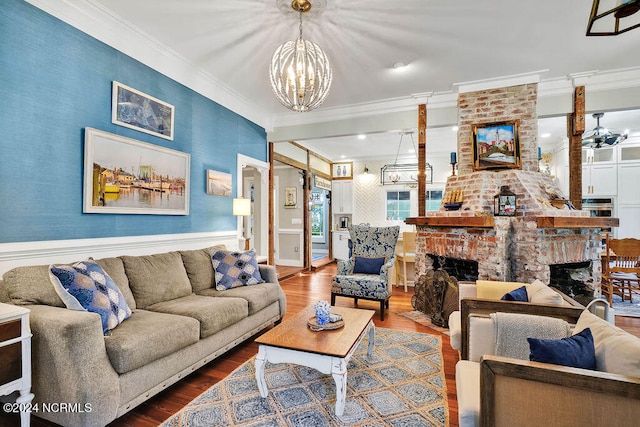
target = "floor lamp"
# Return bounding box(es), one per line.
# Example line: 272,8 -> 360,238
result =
233,198 -> 251,251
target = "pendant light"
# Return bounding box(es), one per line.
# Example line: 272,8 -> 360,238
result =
587,0 -> 640,36
270,0 -> 332,112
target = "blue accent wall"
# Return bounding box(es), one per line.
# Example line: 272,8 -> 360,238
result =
0,0 -> 267,243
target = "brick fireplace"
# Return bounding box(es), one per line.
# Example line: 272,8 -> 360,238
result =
407,83 -> 618,299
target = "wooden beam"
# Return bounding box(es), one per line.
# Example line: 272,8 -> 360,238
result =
418,104 -> 427,217
268,142 -> 275,265
572,85 -> 585,134
567,113 -> 583,210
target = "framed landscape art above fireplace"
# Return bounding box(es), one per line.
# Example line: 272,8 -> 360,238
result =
472,120 -> 521,171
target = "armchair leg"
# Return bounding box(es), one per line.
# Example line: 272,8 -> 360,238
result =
330,293 -> 336,306
379,300 -> 385,321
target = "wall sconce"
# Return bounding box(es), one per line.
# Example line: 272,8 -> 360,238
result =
363,165 -> 369,174
233,198 -> 251,250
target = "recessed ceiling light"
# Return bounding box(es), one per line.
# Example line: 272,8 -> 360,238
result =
452,126 -> 459,132
392,61 -> 408,71
358,134 -> 366,140
340,155 -> 346,159
541,133 -> 551,138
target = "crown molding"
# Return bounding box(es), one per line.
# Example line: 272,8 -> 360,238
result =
26,0 -> 270,128
453,69 -> 549,94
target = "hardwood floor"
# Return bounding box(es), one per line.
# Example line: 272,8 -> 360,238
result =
15,263 -> 640,426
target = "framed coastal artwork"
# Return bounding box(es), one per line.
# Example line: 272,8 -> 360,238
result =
332,162 -> 353,179
83,128 -> 190,215
206,169 -> 232,196
472,120 -> 521,170
112,81 -> 175,140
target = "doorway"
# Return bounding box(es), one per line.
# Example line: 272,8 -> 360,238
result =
237,154 -> 268,257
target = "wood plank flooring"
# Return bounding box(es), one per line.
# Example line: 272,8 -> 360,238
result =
11,263 -> 640,426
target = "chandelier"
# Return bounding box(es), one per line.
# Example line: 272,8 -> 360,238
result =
380,132 -> 433,185
586,0 -> 640,36
269,0 -> 332,112
582,112 -> 628,148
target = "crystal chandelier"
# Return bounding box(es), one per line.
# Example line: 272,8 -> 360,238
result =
270,0 -> 332,112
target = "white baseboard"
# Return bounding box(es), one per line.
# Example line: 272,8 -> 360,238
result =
0,232 -> 237,275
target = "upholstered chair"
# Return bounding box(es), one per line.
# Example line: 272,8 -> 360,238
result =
331,224 -> 400,320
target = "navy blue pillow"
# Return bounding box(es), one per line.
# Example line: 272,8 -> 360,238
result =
528,327 -> 596,370
500,285 -> 528,302
353,256 -> 386,274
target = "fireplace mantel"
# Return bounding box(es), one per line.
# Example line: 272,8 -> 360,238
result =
406,215 -> 619,229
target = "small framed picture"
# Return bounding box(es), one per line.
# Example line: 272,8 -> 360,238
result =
284,187 -> 297,208
206,169 -> 232,196
472,120 -> 521,171
112,81 -> 175,140
332,162 -> 353,179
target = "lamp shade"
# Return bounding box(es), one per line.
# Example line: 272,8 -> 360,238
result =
233,198 -> 251,216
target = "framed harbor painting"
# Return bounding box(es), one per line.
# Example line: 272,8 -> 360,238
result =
112,81 -> 175,140
472,120 -> 521,170
83,128 -> 190,215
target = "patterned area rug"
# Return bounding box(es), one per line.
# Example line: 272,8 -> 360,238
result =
612,294 -> 640,318
161,328 -> 447,427
397,311 -> 450,336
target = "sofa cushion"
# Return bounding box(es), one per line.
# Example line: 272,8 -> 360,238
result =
455,360 -> 480,427
476,280 -> 526,300
121,252 -> 193,309
500,285 -> 528,302
197,282 -> 282,315
49,260 -> 132,334
179,245 -> 227,293
211,249 -> 263,291
527,279 -> 564,305
353,256 -> 386,274
146,294 -> 248,339
104,310 -> 200,374
2,264 -> 65,307
93,257 -> 136,310
528,327 -> 596,370
575,310 -> 640,378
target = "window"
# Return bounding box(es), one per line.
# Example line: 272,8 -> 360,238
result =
311,191 -> 325,242
386,191 -> 411,220
425,190 -> 443,212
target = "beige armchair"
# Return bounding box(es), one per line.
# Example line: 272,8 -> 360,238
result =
448,280 -> 584,359
456,310 -> 640,427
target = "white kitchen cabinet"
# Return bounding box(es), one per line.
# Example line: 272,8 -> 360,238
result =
582,163 -> 617,196
332,180 -> 353,214
617,205 -> 640,239
332,231 -> 350,260
618,162 -> 640,204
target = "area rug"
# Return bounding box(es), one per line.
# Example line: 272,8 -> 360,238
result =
161,328 -> 447,427
612,294 -> 640,318
397,311 -> 450,336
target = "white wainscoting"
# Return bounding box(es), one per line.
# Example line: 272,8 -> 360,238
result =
0,232 -> 237,275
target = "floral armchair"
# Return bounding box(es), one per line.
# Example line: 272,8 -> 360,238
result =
331,224 -> 400,320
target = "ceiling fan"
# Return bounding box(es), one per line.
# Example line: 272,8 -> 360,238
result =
581,112 -> 628,148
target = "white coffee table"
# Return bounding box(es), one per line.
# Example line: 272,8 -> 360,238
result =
255,305 -> 375,417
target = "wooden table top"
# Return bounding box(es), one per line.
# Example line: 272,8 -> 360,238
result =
255,305 -> 375,358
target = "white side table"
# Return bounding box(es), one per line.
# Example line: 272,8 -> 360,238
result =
0,303 -> 34,427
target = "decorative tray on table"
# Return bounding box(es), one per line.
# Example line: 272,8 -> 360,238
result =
308,317 -> 345,332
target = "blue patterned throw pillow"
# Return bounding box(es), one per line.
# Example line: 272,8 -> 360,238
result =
49,260 -> 132,334
211,249 -> 264,291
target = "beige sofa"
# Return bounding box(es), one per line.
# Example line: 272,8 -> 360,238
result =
448,280 -> 585,359
0,246 -> 286,427
456,309 -> 640,427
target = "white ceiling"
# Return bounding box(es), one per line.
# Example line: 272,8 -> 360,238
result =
67,0 -> 640,160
